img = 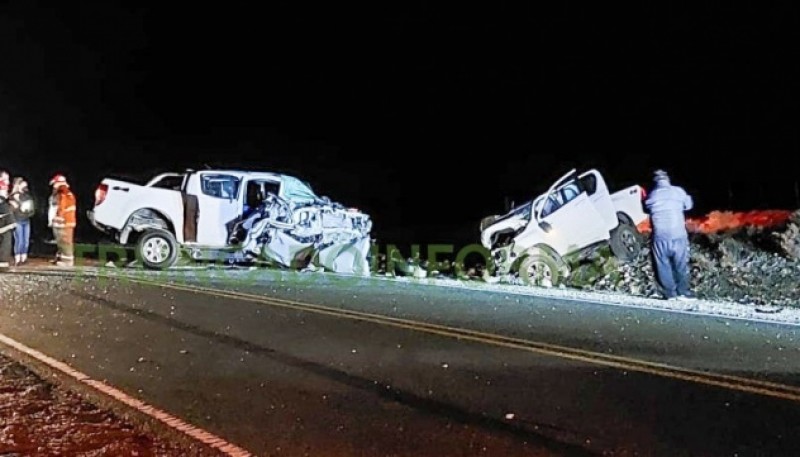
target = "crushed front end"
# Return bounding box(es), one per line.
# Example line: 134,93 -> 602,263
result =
480,201 -> 533,275
234,194 -> 373,275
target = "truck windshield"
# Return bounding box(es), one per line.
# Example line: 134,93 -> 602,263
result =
282,176 -> 317,203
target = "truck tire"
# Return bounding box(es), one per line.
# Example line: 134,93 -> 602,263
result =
609,222 -> 642,262
519,251 -> 561,287
137,229 -> 179,270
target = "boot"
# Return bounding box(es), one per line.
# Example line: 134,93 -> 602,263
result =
14,255 -> 22,266
56,255 -> 74,267
20,254 -> 27,264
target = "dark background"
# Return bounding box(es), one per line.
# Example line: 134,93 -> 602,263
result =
1,2 -> 798,247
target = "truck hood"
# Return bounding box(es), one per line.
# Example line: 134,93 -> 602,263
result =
480,201 -> 532,248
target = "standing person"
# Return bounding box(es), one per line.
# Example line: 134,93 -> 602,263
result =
49,174 -> 77,267
10,178 -> 35,265
644,169 -> 695,300
0,175 -> 17,271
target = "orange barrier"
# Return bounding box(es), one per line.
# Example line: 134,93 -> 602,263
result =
637,210 -> 794,234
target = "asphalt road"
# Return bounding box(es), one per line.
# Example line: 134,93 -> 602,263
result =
2,268 -> 800,456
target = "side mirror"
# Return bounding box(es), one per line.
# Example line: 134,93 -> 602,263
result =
539,221 -> 553,233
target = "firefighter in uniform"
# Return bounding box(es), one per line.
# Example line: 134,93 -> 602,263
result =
49,174 -> 77,267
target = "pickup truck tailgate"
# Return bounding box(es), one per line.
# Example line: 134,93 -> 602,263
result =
92,179 -> 183,231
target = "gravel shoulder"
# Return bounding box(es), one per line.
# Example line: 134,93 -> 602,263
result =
0,351 -> 224,456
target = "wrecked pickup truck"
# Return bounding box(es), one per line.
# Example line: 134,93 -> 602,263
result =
88,170 -> 372,274
480,169 -> 647,286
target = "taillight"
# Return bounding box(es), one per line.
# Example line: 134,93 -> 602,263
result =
95,184 -> 108,206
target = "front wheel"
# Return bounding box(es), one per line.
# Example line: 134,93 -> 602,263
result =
136,229 -> 179,270
609,223 -> 643,262
519,251 -> 561,287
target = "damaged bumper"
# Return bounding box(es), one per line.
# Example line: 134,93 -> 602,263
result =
490,245 -> 516,275
236,194 -> 373,275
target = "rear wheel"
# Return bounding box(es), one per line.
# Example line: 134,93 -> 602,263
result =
609,222 -> 642,262
519,251 -> 561,287
136,229 -> 179,270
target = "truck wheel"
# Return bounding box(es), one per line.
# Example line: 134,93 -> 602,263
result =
519,252 -> 561,287
609,223 -> 642,262
137,229 -> 179,270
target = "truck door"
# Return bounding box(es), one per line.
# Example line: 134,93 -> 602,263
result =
579,170 -> 617,232
189,173 -> 243,246
537,180 -> 609,255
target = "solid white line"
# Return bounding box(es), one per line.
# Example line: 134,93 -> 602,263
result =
0,332 -> 252,457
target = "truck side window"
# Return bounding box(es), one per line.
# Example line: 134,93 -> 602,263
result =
579,174 -> 598,196
542,181 -> 582,217
541,194 -> 562,218
561,183 -> 581,203
245,180 -> 281,213
201,175 -> 241,199
151,176 -> 184,191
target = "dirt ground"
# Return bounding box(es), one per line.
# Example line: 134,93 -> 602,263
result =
0,352 -> 223,456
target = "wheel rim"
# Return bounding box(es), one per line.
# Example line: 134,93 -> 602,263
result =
143,237 -> 171,264
525,260 -> 553,286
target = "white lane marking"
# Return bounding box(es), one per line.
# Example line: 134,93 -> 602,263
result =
0,332 -> 252,457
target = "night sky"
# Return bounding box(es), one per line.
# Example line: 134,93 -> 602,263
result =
1,3 -> 798,245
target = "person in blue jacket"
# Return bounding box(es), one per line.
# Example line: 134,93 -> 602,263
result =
644,170 -> 695,300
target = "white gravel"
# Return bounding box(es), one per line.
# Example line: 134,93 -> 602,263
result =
12,265 -> 800,327
383,275 -> 800,327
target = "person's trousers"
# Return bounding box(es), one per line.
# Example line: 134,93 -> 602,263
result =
14,219 -> 31,256
53,227 -> 75,263
652,237 -> 691,298
0,230 -> 13,266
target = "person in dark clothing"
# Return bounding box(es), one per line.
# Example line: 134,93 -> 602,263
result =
644,170 -> 695,300
10,178 -> 35,265
0,176 -> 17,271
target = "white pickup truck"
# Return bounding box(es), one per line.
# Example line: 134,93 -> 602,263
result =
480,169 -> 647,286
88,169 -> 372,272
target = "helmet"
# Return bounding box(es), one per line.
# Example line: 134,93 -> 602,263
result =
653,169 -> 670,182
50,174 -> 69,188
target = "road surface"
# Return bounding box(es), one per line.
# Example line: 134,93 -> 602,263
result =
2,268 -> 800,456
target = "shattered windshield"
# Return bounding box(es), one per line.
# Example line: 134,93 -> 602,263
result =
281,175 -> 318,203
